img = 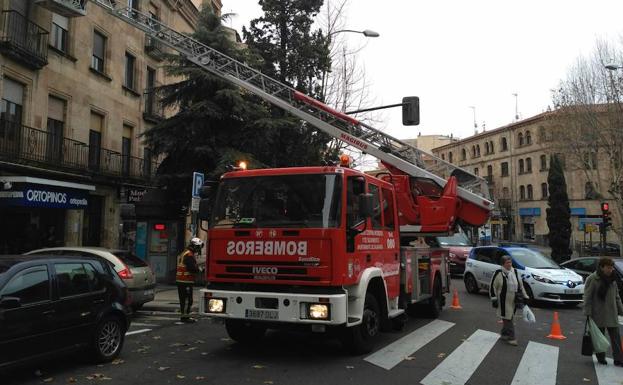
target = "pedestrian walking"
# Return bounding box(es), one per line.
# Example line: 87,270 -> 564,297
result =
583,257 -> 623,366
490,255 -> 529,346
175,237 -> 203,323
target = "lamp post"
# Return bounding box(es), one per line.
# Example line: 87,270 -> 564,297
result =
322,29 -> 379,110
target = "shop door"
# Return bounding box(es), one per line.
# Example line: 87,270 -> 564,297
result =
144,221 -> 179,282
83,196 -> 103,246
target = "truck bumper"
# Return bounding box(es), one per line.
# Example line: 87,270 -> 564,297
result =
198,289 -> 348,325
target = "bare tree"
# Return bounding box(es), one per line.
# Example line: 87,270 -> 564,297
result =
318,0 -> 384,169
550,38 -> 623,253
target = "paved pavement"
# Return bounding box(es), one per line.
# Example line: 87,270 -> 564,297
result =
141,284 -> 201,314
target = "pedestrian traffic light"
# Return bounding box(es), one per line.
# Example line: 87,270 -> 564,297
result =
601,202 -> 610,213
601,202 -> 612,231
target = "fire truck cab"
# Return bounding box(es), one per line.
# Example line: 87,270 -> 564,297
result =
199,165 -> 449,353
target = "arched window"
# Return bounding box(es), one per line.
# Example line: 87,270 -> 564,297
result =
441,153 -> 445,160
485,142 -> 490,154
474,167 -> 479,176
527,184 -> 533,200
526,157 -> 532,173
487,165 -> 493,176
538,127 -> 546,142
476,145 -> 481,156
519,159 -> 525,174
520,185 -> 525,200
541,183 -> 548,199
448,152 -> 453,163
461,148 -> 466,160
518,132 -> 524,146
501,137 -> 508,151
540,154 -> 547,171
489,141 -> 494,153
472,145 -> 476,158
526,130 -> 532,145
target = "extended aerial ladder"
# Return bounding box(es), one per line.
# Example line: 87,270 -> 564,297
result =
85,0 -> 493,233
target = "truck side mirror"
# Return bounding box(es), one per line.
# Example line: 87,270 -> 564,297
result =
402,96 -> 420,126
358,193 -> 374,218
198,182 -> 216,221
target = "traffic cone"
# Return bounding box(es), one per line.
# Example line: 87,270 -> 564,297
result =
546,311 -> 566,340
450,289 -> 462,310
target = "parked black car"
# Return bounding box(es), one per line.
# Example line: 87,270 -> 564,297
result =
560,257 -> 623,298
0,254 -> 131,370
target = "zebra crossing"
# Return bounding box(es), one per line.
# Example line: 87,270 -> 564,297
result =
364,319 -> 622,385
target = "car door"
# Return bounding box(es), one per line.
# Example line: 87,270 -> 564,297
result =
0,264 -> 55,366
52,261 -> 106,348
476,248 -> 497,287
574,259 -> 597,281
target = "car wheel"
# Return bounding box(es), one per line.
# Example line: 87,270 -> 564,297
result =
225,319 -> 266,344
464,273 -> 479,294
92,315 -> 126,363
341,293 -> 381,354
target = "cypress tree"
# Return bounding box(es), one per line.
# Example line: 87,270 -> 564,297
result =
546,155 -> 572,263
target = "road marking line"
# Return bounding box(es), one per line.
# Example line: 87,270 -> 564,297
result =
511,341 -> 558,385
130,322 -> 158,327
364,319 -> 455,370
593,357 -> 621,385
140,316 -> 180,321
420,329 -> 499,385
125,328 -> 152,336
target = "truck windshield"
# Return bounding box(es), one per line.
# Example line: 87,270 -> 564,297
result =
210,174 -> 342,229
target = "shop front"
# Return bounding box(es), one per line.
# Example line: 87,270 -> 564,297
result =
0,176 -> 94,254
519,207 -> 541,242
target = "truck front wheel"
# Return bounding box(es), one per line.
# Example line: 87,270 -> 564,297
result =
225,319 -> 266,344
342,293 -> 381,354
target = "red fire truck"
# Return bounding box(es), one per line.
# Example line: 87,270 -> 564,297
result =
87,0 -> 494,353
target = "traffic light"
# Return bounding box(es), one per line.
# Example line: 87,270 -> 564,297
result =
601,202 -> 612,231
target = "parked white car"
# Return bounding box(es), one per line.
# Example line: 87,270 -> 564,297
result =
26,247 -> 156,310
463,246 -> 584,305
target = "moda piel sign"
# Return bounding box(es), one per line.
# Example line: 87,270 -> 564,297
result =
0,183 -> 89,209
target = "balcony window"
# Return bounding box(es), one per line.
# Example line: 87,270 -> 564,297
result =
519,159 -> 524,174
526,130 -> 532,145
461,148 -> 466,160
50,13 -> 68,53
501,137 -> 508,151
501,162 -> 509,177
0,10 -> 49,69
541,183 -> 548,199
526,157 -> 532,173
540,154 -> 547,171
518,132 -> 524,146
91,30 -> 106,73
124,52 -> 136,90
527,184 -> 533,200
520,185 -> 525,200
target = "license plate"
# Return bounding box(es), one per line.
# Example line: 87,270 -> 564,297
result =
245,309 -> 278,320
564,289 -> 580,294
144,289 -> 154,297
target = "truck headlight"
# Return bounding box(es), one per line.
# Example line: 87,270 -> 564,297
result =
207,298 -> 225,313
308,304 -> 329,320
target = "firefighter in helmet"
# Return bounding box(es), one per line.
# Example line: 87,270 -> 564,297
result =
176,237 -> 203,323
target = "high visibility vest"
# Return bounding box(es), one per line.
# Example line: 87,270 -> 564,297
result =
175,250 -> 195,283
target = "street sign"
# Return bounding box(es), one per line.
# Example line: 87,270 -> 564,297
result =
191,196 -> 200,212
192,172 -> 204,198
585,223 -> 599,233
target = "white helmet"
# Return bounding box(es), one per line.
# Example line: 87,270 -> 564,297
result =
190,237 -> 204,248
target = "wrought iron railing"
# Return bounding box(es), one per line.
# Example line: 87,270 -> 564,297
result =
0,10 -> 48,69
0,120 -> 158,181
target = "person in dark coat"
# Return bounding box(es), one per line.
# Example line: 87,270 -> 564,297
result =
490,255 -> 529,346
583,257 -> 623,366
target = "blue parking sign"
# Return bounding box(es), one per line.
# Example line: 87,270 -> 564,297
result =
192,172 -> 204,197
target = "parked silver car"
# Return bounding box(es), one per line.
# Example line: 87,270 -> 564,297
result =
25,247 -> 155,310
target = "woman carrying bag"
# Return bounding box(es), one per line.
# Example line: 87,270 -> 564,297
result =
490,255 -> 530,346
583,257 -> 623,366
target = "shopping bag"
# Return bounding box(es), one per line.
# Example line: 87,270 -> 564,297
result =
588,318 -> 610,353
581,318 -> 593,356
522,305 -> 536,323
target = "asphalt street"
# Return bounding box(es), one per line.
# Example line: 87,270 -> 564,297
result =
4,278 -> 622,385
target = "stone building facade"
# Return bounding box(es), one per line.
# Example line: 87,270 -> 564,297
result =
0,0 -> 220,278
431,112 -> 620,250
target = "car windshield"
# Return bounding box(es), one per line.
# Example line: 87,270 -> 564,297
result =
112,251 -> 148,268
210,174 -> 342,229
509,249 -> 560,269
437,232 -> 471,246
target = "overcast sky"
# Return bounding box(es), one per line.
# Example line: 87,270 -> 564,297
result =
221,0 -> 623,141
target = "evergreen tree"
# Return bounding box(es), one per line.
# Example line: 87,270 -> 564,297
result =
546,155 -> 572,263
243,0 -> 336,167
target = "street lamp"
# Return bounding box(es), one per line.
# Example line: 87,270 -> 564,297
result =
605,63 -> 622,71
328,29 -> 380,38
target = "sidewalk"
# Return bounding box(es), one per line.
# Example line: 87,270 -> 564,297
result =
141,284 -> 201,313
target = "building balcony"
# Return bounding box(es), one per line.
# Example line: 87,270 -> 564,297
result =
0,120 -> 157,183
0,11 -> 49,69
143,89 -> 165,123
145,36 -> 165,61
34,0 -> 87,18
